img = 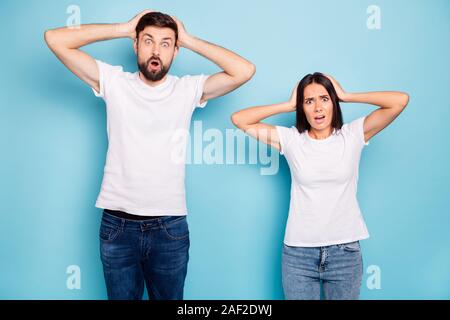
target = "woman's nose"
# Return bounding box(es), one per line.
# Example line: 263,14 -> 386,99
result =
314,104 -> 323,112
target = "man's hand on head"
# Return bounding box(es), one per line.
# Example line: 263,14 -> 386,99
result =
123,10 -> 155,40
171,15 -> 192,48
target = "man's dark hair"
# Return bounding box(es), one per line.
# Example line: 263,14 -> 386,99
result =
135,12 -> 179,44
295,72 -> 344,133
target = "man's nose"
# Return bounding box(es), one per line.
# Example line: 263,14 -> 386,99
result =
151,45 -> 160,56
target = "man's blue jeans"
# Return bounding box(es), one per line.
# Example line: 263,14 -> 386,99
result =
99,211 -> 190,300
282,241 -> 363,300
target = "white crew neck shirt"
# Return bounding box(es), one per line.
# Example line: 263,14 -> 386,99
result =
276,117 -> 370,247
92,60 -> 209,216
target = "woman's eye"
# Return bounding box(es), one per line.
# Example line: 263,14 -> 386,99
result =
323,97 -> 329,102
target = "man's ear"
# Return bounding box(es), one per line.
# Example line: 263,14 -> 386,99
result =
133,39 -> 138,55
173,45 -> 179,59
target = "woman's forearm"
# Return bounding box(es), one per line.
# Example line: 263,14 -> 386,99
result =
344,91 -> 410,109
231,101 -> 295,128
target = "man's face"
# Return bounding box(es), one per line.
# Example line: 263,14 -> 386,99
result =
134,26 -> 178,82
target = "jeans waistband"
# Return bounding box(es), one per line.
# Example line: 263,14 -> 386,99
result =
102,210 -> 187,231
104,209 -> 162,221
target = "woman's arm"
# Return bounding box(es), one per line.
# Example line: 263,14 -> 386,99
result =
326,75 -> 410,142
231,84 -> 298,150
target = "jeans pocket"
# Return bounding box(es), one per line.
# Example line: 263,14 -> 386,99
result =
162,217 -> 189,241
339,241 -> 361,252
99,221 -> 121,243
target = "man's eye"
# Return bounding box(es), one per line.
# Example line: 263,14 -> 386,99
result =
145,39 -> 152,45
162,43 -> 169,48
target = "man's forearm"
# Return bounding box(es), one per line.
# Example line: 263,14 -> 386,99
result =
45,23 -> 131,50
181,35 -> 255,79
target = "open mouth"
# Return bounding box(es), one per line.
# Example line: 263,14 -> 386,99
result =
148,59 -> 161,71
314,115 -> 326,124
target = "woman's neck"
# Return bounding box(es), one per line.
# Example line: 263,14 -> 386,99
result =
308,127 -> 332,140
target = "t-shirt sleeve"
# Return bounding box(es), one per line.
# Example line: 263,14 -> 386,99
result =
345,116 -> 369,147
92,60 -> 124,99
275,126 -> 297,155
190,74 -> 210,110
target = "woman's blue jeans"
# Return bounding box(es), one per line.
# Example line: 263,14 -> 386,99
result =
282,241 -> 363,300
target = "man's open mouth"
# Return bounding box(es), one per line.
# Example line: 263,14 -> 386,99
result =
148,59 -> 161,71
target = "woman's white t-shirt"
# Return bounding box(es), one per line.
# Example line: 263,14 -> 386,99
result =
276,117 -> 370,247
92,60 -> 209,216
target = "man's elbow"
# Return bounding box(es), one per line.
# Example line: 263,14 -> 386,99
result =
236,62 -> 256,84
44,29 -> 56,48
243,62 -> 256,82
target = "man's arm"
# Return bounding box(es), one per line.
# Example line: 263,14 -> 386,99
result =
172,17 -> 256,105
44,11 -> 152,93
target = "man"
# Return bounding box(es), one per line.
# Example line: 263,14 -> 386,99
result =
45,10 -> 255,300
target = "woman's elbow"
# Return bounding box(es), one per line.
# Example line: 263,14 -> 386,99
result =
399,92 -> 410,109
231,112 -> 245,129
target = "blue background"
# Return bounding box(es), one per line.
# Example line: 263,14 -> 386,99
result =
0,0 -> 449,299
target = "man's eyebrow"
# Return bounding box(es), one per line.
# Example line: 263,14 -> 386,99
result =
142,34 -> 173,42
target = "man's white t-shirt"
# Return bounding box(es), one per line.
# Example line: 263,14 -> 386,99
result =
93,60 -> 209,216
276,117 -> 370,247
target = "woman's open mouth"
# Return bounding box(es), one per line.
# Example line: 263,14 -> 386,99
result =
314,115 -> 326,124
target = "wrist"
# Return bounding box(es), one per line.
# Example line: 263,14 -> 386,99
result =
284,101 -> 297,112
116,23 -> 134,39
340,92 -> 352,103
179,33 -> 195,48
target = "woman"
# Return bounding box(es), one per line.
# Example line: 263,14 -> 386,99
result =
231,73 -> 409,300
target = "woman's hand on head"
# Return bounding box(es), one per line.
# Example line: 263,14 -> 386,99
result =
289,81 -> 300,111
325,74 -> 349,102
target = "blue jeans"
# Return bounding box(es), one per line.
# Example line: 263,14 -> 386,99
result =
99,211 -> 190,300
282,241 -> 363,300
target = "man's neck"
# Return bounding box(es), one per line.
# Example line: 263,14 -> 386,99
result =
138,72 -> 168,88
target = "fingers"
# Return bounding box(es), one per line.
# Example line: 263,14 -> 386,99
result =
132,9 -> 154,23
139,9 -> 154,17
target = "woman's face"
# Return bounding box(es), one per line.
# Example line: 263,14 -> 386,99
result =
302,83 -> 334,132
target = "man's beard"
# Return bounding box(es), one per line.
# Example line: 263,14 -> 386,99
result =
138,56 -> 173,82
